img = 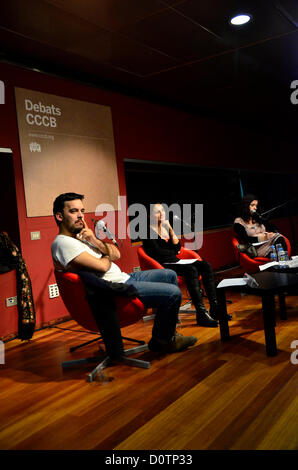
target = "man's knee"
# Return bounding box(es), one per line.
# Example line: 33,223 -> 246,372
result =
167,283 -> 182,305
162,269 -> 179,285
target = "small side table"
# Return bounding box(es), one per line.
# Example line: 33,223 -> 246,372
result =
217,272 -> 298,356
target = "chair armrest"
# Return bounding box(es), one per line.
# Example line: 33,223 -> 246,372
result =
254,257 -> 271,262
137,248 -> 164,270
178,246 -> 202,261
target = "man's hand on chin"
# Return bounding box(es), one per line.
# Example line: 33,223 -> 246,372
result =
76,220 -> 96,243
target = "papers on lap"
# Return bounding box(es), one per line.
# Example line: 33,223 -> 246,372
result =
164,259 -> 198,265
252,241 -> 266,246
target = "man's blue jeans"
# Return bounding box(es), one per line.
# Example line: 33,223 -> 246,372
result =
125,269 -> 181,342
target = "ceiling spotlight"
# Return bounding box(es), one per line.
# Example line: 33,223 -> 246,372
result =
230,14 -> 251,26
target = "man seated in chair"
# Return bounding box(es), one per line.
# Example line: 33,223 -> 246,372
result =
51,192 -> 197,360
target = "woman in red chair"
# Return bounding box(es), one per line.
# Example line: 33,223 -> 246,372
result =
234,194 -> 289,257
141,203 -> 218,328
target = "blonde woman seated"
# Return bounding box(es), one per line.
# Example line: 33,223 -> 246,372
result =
141,203 -> 218,328
234,194 -> 288,257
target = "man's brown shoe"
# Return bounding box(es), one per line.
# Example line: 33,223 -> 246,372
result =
167,332 -> 197,352
148,332 -> 197,353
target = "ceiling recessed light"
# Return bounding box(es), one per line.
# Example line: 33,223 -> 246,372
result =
230,14 -> 251,26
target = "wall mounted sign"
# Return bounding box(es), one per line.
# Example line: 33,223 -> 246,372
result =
15,87 -> 119,217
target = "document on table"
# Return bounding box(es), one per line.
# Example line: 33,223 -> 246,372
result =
288,258 -> 298,268
217,278 -> 248,288
259,258 -> 298,270
259,261 -> 279,271
217,275 -> 259,288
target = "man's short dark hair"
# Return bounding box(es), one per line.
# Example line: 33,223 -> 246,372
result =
53,192 -> 84,225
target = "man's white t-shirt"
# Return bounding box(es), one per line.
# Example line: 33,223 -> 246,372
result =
51,234 -> 130,283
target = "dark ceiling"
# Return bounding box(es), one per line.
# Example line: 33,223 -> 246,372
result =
1,0 -> 298,137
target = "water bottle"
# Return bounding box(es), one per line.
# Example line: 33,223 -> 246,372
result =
277,245 -> 287,268
270,245 -> 277,263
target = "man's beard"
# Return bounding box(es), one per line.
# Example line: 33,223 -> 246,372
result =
72,224 -> 83,235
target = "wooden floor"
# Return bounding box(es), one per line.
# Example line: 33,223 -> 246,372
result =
0,288 -> 297,451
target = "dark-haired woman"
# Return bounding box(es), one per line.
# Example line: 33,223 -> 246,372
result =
234,194 -> 287,257
141,203 -> 219,328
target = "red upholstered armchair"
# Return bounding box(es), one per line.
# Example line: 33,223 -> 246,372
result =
232,236 -> 291,273
55,270 -> 150,382
137,245 -> 202,289
137,245 -> 202,313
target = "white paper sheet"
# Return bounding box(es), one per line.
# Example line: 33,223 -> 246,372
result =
164,259 -> 198,265
217,278 -> 248,288
259,261 -> 279,271
259,259 -> 298,270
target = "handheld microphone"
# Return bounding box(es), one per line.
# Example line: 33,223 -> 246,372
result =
95,220 -> 119,247
173,215 -> 192,229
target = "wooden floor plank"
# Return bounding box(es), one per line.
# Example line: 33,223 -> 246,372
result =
0,290 -> 297,450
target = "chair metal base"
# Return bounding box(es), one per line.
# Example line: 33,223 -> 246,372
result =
70,336 -> 100,352
62,343 -> 150,382
70,335 -> 145,352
